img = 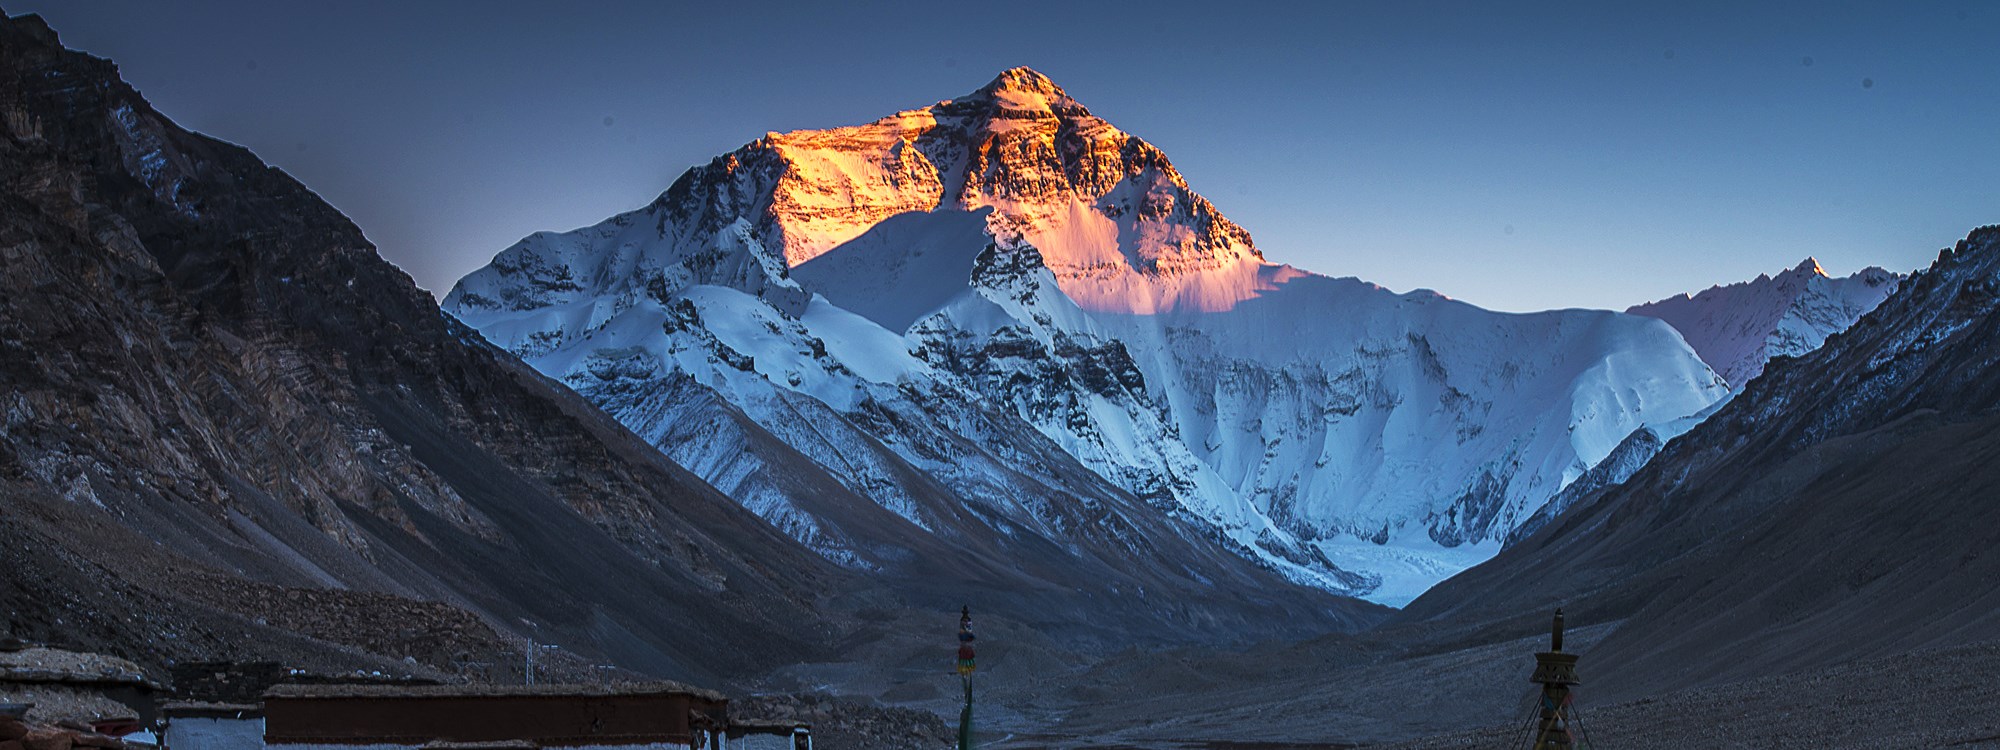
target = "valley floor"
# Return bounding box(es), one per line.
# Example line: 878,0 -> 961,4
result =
946,629 -> 2000,749
1371,637 -> 2000,749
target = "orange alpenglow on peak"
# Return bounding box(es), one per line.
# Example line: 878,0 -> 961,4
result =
680,65 -> 1266,314
975,66 -> 1065,97
961,66 -> 1089,118
459,64 -> 1266,315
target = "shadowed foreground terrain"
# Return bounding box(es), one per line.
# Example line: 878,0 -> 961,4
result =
0,2 -> 1371,715
3,5 -> 1998,748
1376,638 -> 2000,749
967,229 -> 2000,747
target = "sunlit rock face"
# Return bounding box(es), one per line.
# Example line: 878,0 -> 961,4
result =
554,67 -> 1266,317
448,68 -> 1730,605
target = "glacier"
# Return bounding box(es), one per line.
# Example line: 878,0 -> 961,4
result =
445,67 -> 1731,605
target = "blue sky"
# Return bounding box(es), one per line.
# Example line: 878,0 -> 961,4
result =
19,1 -> 1997,311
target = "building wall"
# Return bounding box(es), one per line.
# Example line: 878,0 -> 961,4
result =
163,716 -> 265,750
264,693 -> 721,746
270,744 -> 691,750
722,730 -> 808,750
726,734 -> 792,750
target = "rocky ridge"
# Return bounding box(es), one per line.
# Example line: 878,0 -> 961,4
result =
0,8 -> 841,688
1402,225 -> 2000,700
1629,257 -> 1900,388
449,67 -> 1728,603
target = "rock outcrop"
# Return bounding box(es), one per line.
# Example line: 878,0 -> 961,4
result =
0,9 -> 838,687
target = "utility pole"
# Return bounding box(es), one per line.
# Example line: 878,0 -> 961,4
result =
956,606 -> 976,750
525,641 -> 558,686
1528,609 -> 1583,749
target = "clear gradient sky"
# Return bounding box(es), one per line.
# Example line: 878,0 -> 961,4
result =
16,1 -> 1997,312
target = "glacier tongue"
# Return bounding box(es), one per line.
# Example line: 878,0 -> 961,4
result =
444,67 -> 1733,604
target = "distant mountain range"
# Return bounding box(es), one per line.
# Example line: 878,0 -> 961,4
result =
448,67 -> 1748,604
1404,224 -> 2000,709
12,9 -> 1988,745
1630,257 -> 1900,388
951,227 -> 1997,748
1508,258 -> 1904,542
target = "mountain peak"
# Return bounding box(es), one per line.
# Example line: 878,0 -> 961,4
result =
979,66 -> 1064,96
1630,254 -> 1901,388
965,66 -> 1085,116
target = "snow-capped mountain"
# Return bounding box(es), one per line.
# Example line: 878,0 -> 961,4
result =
0,10 -> 1371,686
1629,258 -> 1901,388
446,68 -> 1727,605
1401,224 -> 2000,705
1503,260 -> 1903,545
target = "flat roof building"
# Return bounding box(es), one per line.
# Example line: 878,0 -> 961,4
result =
261,683 -> 728,750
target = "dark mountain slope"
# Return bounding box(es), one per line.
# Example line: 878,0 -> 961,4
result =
0,9 -> 843,685
0,10 -> 1385,700
1014,228 -> 2000,748
1400,225 -> 2000,702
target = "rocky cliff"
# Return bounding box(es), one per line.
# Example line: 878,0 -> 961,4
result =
0,9 -> 843,687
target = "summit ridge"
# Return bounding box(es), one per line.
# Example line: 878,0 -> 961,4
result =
1630,259 -> 1900,388
447,69 -> 1732,603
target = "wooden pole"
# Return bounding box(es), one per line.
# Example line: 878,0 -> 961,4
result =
1529,609 -> 1580,749
958,673 -> 974,750
957,606 -> 976,750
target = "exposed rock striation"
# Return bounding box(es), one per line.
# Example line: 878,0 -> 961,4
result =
0,9 -> 841,687
449,67 -> 1728,604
